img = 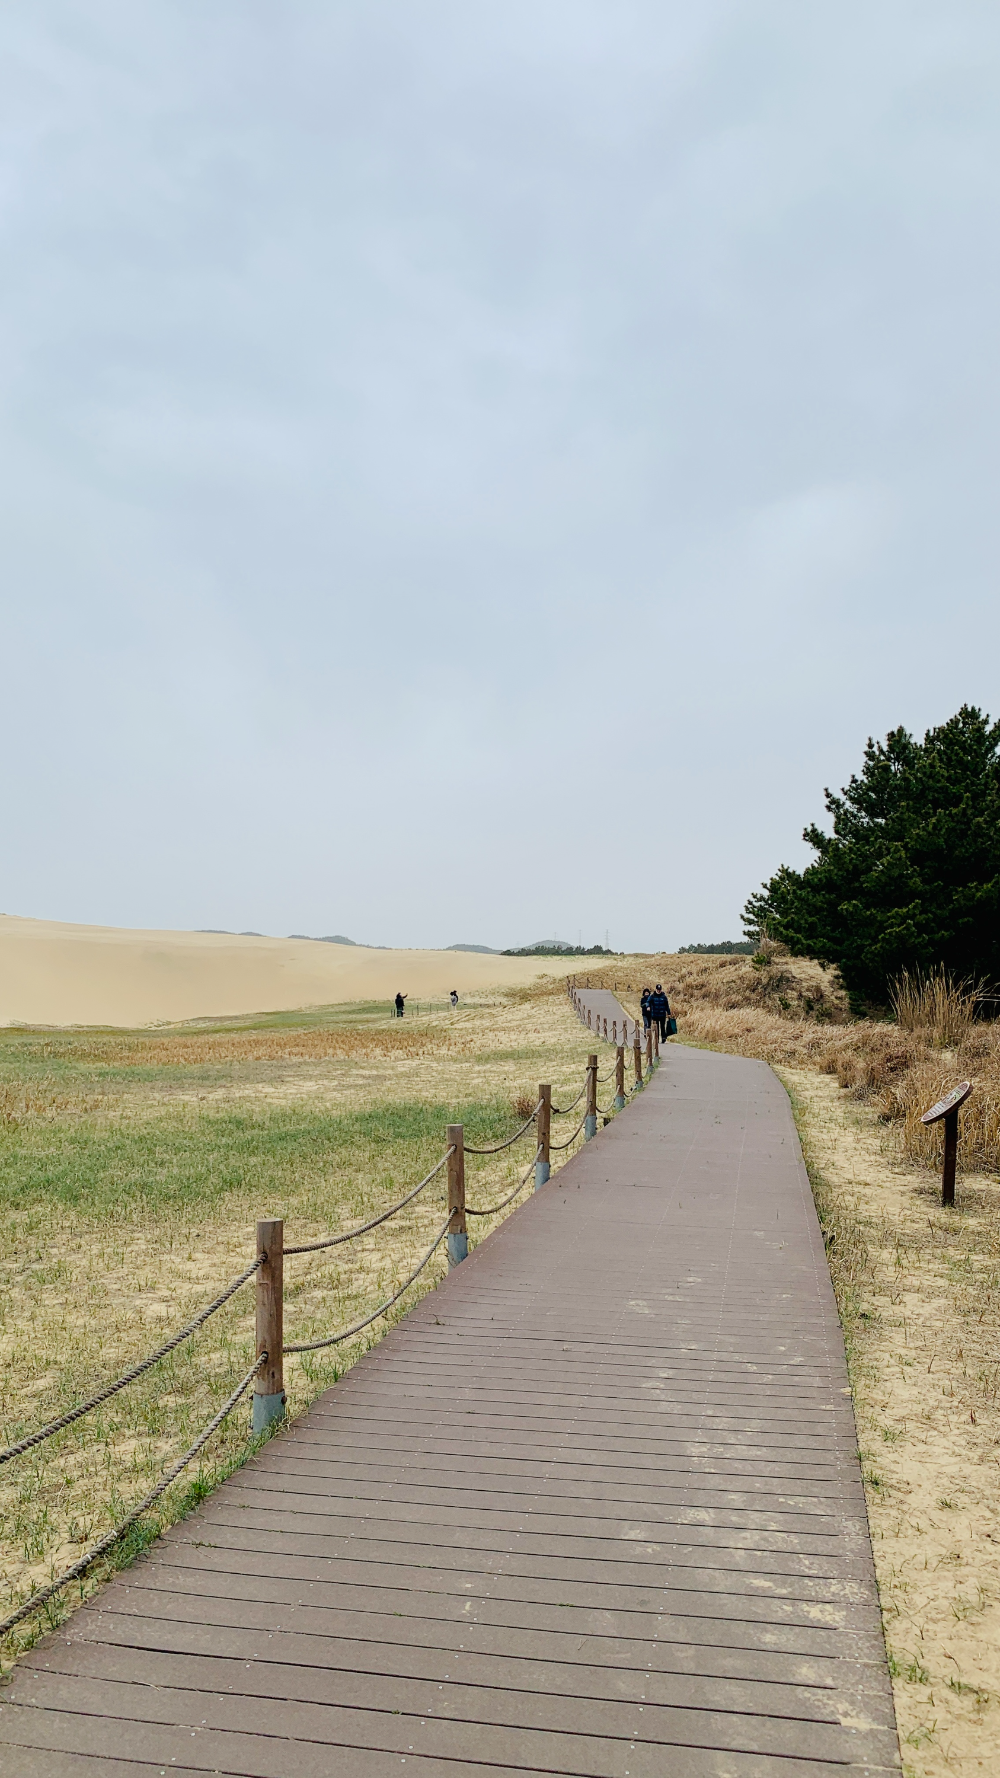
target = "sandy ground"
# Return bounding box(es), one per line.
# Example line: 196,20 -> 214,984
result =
0,916 -> 568,1027
783,1067 -> 1000,1777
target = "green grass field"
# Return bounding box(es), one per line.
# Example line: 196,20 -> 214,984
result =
0,977 -> 596,1659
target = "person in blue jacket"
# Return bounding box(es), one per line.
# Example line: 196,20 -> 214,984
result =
648,983 -> 671,1040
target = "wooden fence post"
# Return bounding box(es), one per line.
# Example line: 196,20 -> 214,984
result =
633,1028 -> 643,1090
447,1125 -> 468,1265
585,1054 -> 598,1140
645,1024 -> 653,1073
614,1045 -> 626,1110
652,1021 -> 660,1065
942,1108 -> 958,1208
253,1219 -> 285,1434
920,1081 -> 972,1210
536,1085 -> 551,1189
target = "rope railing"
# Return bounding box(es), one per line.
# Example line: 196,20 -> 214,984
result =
466,1147 -> 541,1217
0,1255 -> 264,1469
2,1018 -> 641,1639
283,1219 -> 451,1354
0,1353 -> 265,1640
550,1114 -> 589,1150
551,1083 -> 586,1115
463,1103 -> 542,1154
284,1149 -> 454,1255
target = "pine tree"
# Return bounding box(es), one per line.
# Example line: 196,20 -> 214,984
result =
742,706 -> 1000,1007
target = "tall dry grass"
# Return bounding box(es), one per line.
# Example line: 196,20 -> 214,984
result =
889,968 -> 979,1048
572,953 -> 1000,1178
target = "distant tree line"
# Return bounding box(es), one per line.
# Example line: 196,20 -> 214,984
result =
501,943 -> 618,957
743,705 -> 1000,1008
678,941 -> 755,956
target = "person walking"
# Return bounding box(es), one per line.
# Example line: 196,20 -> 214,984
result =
649,983 -> 671,1041
394,992 -> 407,1018
449,989 -> 458,1008
640,988 -> 652,1032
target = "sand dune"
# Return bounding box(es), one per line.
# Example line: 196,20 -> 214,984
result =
0,916 -> 568,1028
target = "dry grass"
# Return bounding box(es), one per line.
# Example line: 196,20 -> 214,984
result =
576,952 -> 1000,1179
10,948 -> 1000,1774
0,978 -> 601,1662
568,950 -> 1000,1776
890,970 -> 979,1049
784,1071 -> 1000,1777
19,1023 -> 449,1069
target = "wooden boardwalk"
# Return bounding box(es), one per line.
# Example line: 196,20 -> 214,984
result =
0,1034 -> 899,1776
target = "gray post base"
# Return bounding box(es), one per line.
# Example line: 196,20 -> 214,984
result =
584,1115 -> 597,1140
534,1159 -> 550,1191
252,1390 -> 286,1435
447,1231 -> 468,1267
613,1093 -> 626,1110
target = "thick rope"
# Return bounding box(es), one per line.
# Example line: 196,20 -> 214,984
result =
283,1219 -> 450,1354
284,1150 -> 453,1255
0,1257 -> 264,1469
0,1355 -> 265,1640
551,1083 -> 586,1115
549,1114 -> 589,1150
466,1147 -> 541,1217
463,1104 -> 542,1154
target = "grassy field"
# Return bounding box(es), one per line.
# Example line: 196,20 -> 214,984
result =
0,976 -> 599,1660
7,951 -> 1000,1771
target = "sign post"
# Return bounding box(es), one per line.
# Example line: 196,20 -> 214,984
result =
920,1081 -> 973,1208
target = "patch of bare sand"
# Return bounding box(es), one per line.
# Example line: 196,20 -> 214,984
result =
781,1066 -> 1000,1777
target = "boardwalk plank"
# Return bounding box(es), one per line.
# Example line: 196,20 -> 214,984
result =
1,1035 -> 899,1774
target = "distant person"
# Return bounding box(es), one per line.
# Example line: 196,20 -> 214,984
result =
649,983 -> 671,1040
394,992 -> 407,1018
640,988 -> 652,1031
449,989 -> 459,1008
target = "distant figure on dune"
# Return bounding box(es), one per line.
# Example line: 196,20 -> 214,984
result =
450,990 -> 459,1008
640,988 -> 652,1031
394,992 -> 407,1018
648,983 -> 671,1040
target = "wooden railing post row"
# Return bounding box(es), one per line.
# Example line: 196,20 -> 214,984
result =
633,1026 -> 643,1090
253,1218 -> 286,1433
536,1084 -> 551,1190
614,1045 -> 626,1110
585,1054 -> 598,1140
446,1125 -> 468,1266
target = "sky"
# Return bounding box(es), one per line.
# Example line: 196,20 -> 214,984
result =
3,1 -> 1000,952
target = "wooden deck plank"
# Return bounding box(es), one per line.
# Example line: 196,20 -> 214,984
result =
0,1034 -> 899,1774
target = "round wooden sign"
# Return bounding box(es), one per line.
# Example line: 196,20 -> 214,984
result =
920,1080 -> 973,1125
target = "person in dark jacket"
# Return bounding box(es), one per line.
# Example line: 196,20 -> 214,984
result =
394,992 -> 407,1018
640,988 -> 652,1031
648,984 -> 671,1040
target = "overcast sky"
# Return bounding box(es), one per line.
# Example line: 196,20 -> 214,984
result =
3,2 -> 999,952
